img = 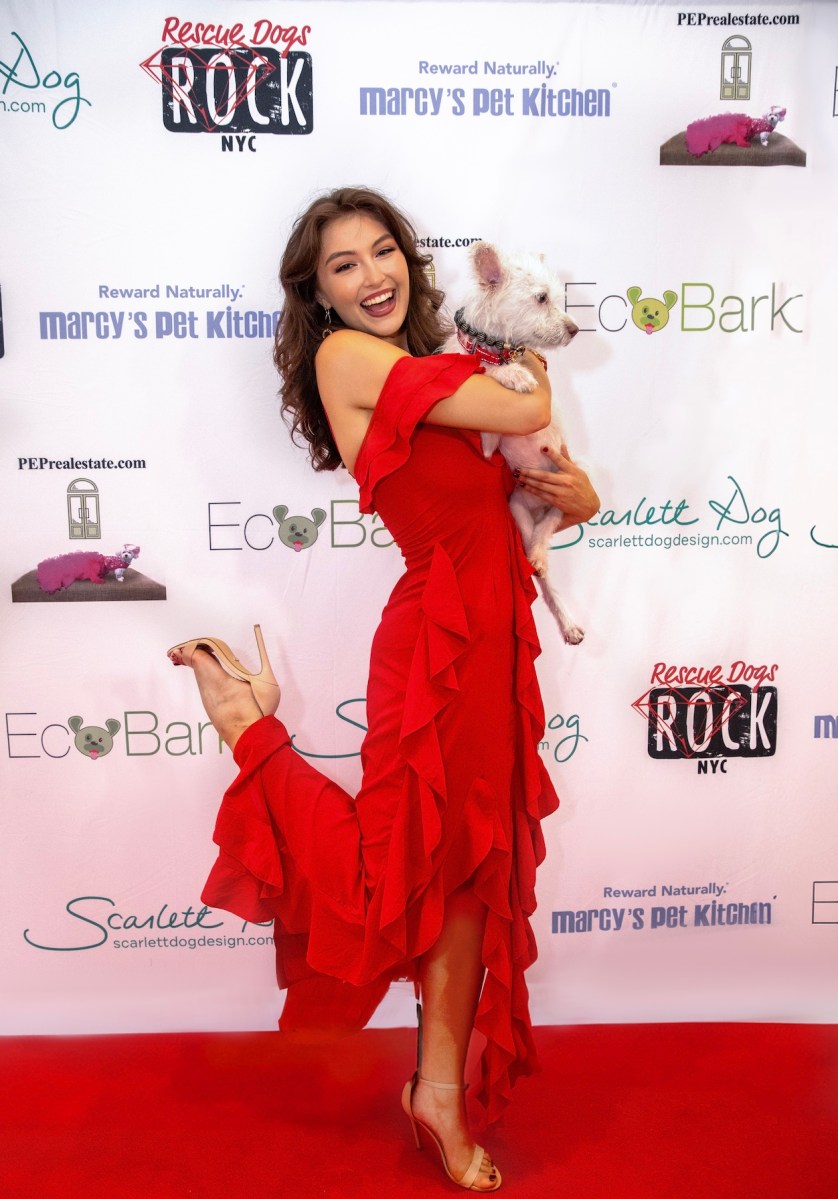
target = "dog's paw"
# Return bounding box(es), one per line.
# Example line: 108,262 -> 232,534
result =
492,362 -> 537,393
563,624 -> 585,646
529,553 -> 548,577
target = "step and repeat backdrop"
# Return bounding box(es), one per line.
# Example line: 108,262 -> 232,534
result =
2,0 -> 836,1035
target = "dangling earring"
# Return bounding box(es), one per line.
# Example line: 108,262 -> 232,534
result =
322,305 -> 332,339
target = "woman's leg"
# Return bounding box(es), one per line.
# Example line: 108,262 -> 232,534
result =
411,888 -> 499,1190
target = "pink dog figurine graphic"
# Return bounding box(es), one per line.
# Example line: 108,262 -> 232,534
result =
36,544 -> 140,594
686,106 -> 786,157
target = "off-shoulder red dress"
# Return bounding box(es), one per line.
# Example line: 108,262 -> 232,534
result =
201,354 -> 559,1122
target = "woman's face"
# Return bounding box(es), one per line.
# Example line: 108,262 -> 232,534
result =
315,212 -> 410,349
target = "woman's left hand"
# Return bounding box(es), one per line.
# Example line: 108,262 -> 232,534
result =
516,444 -> 600,530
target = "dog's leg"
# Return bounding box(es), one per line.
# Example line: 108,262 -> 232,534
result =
525,507 -> 563,578
536,573 -> 585,645
525,508 -> 584,644
508,488 -> 537,559
481,431 -> 501,458
490,362 -> 537,393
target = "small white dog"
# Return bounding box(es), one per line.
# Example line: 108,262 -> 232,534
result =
448,241 -> 584,644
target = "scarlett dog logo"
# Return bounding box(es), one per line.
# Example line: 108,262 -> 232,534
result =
0,30 -> 90,129
140,16 -> 313,138
632,661 -> 778,771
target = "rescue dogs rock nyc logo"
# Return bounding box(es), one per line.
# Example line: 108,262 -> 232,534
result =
140,18 -> 313,135
633,661 -> 778,770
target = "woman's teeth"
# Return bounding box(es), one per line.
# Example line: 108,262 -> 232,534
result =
361,291 -> 394,309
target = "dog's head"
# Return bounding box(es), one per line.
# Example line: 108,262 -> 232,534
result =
465,242 -> 578,350
627,287 -> 678,334
118,544 -> 140,567
68,716 -> 121,760
273,506 -> 326,552
764,105 -> 786,129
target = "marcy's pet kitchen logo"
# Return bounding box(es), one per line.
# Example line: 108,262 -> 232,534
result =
140,16 -> 312,136
632,661 -> 778,770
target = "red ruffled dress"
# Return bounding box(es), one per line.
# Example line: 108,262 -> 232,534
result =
201,354 -> 559,1122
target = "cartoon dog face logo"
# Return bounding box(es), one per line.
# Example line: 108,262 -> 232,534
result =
273,506 -> 326,552
68,716 -> 121,760
627,287 -> 678,335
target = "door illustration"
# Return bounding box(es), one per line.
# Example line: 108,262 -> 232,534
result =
720,37 -> 751,101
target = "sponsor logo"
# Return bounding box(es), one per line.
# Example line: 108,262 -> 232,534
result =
208,500 -> 394,551
561,473 -> 788,559
552,880 -> 776,935
0,30 -> 90,129
363,56 -> 613,119
677,12 -> 800,29
563,280 -> 803,336
22,894 -> 273,952
140,17 -> 313,140
39,306 -> 280,341
814,715 -> 838,739
812,881 -> 838,924
632,661 -> 779,770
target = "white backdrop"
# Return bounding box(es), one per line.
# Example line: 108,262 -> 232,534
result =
2,0 -> 836,1036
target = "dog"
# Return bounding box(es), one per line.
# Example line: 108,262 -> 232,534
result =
447,241 -> 584,644
686,106 -> 786,157
36,544 -> 140,593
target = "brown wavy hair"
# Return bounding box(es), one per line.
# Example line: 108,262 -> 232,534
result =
274,187 -> 448,471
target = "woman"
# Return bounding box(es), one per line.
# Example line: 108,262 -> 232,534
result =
169,187 -> 599,1191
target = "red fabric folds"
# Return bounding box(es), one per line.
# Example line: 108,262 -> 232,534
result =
201,353 -> 559,1123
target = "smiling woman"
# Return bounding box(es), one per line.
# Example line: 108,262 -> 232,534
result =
170,185 -> 597,1192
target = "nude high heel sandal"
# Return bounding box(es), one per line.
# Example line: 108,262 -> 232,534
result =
401,1073 -> 501,1191
166,625 -> 280,717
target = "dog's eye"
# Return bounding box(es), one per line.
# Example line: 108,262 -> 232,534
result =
536,292 -> 548,305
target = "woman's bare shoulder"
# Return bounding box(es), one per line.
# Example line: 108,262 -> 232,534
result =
316,331 -> 409,410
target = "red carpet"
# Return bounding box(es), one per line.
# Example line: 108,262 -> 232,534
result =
2,1024 -> 836,1198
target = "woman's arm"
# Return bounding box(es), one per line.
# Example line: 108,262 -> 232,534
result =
517,444 -> 600,528
316,331 -> 552,437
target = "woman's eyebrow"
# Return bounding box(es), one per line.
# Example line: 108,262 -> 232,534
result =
323,233 -> 392,265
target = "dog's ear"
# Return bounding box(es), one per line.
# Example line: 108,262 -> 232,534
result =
663,290 -> 678,310
310,508 -> 327,528
627,286 -> 642,305
273,505 -> 289,524
472,242 -> 505,290
106,719 -> 121,736
68,716 -> 83,733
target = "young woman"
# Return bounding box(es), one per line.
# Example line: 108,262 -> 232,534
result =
168,187 -> 599,1191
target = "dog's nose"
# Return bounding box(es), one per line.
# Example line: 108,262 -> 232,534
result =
567,323 -> 579,338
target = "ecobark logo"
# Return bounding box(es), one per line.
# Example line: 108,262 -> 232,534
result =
139,16 -> 313,142
0,31 -> 90,129
632,661 -> 778,772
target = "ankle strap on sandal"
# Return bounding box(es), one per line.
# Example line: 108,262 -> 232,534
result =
418,1075 -> 467,1091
